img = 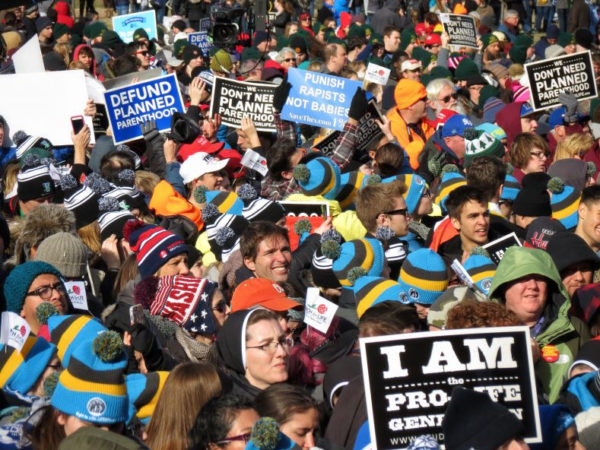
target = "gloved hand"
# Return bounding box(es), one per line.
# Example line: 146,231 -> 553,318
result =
558,92 -> 579,123
273,76 -> 292,112
131,324 -> 164,371
416,149 -> 448,184
141,120 -> 160,142
348,87 -> 369,121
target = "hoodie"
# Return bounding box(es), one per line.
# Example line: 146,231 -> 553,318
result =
53,1 -> 74,28
495,101 -> 525,147
488,246 -> 590,403
73,44 -> 104,81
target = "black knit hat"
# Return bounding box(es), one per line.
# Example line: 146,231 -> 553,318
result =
513,173 -> 551,217
60,174 -> 99,229
443,387 -> 525,450
17,166 -> 56,202
237,184 -> 285,224
546,231 -> 600,274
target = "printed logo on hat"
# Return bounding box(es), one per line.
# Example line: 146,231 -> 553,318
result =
42,182 -> 51,194
415,177 -> 425,186
160,250 -> 168,259
408,288 -> 420,300
399,292 -> 410,304
272,283 -> 285,294
119,200 -> 130,210
87,397 -> 107,416
481,279 -> 492,291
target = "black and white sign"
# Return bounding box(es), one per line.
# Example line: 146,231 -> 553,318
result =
440,14 -> 477,49
314,131 -> 341,156
483,232 -> 522,265
209,77 -> 276,132
361,327 -> 541,449
525,51 -> 597,111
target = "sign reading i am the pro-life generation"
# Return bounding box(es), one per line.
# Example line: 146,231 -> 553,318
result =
281,68 -> 362,131
104,73 -> 184,144
440,14 -> 478,49
525,51 -> 597,111
112,10 -> 157,44
210,77 -> 277,132
360,327 -> 541,449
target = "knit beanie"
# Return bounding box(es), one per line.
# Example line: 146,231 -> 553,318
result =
442,387 -> 524,450
237,184 -> 285,223
512,173 -> 552,217
547,177 -> 580,230
311,230 -> 344,290
383,174 -> 427,215
463,248 -> 496,295
0,336 -> 57,397
35,232 -> 88,279
434,165 -> 466,213
476,122 -> 507,141
195,188 -> 244,216
17,165 -> 56,202
53,23 -> 70,40
429,66 -> 452,81
293,156 -> 341,200
35,16 -> 52,33
98,210 -> 135,242
51,331 -> 128,424
60,175 -> 99,229
548,159 -> 591,193
133,27 -> 149,42
481,33 -> 498,48
336,171 -> 370,210
352,276 -> 404,318
464,129 -> 504,166
205,212 -> 249,263
210,49 -> 233,73
48,314 -> 108,366
558,32 -> 575,47
509,45 -> 527,64
500,173 -> 521,201
183,44 -> 203,64
483,96 -> 505,124
125,371 -> 169,425
83,21 -> 107,40
478,85 -> 500,110
4,261 -> 64,313
16,136 -> 53,161
546,231 -> 600,274
327,237 -> 385,287
453,58 -> 479,81
135,275 -> 216,334
397,248 -> 449,305
124,220 -> 188,279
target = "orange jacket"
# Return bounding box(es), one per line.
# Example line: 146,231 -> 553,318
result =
387,108 -> 434,170
149,180 -> 204,230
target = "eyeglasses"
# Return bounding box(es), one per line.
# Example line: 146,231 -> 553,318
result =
212,300 -> 229,314
215,432 -> 252,445
26,282 -> 65,300
284,58 -> 297,63
438,93 -> 457,103
384,208 -> 409,216
530,151 -> 547,159
136,50 -> 149,56
247,335 -> 294,353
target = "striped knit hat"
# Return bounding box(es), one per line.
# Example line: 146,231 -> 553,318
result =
336,171 -> 370,210
330,237 -> 385,287
293,156 -> 341,200
397,248 -> 449,305
17,165 -> 56,202
104,185 -> 147,213
0,336 -> 57,397
194,187 -> 244,216
547,177 -> 581,230
383,174 -> 427,214
48,314 -> 108,366
236,184 -> 285,223
98,210 -> 135,241
434,165 -> 466,213
500,173 -> 521,201
124,220 -> 188,279
51,331 -> 128,425
464,129 -> 504,166
60,174 -> 99,229
311,230 -> 344,289
125,371 -> 169,425
463,248 -> 496,295
206,213 -> 249,262
353,276 -> 405,318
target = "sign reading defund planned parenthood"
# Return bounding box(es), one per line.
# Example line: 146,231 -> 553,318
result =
525,51 -> 597,111
210,77 -> 277,132
440,14 -> 477,49
281,68 -> 363,131
104,73 -> 184,144
361,327 -> 541,449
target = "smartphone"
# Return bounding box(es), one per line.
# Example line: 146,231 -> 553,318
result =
71,115 -> 85,134
129,304 -> 146,327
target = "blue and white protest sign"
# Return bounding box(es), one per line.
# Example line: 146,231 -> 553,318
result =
112,10 -> 157,44
104,73 -> 184,144
199,17 -> 211,32
281,68 -> 362,131
188,32 -> 213,56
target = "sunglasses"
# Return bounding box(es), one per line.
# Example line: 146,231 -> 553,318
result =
384,208 -> 408,216
439,93 -> 457,103
284,58 -> 297,63
136,50 -> 149,56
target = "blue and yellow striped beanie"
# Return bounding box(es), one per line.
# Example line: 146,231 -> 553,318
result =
397,248 -> 449,305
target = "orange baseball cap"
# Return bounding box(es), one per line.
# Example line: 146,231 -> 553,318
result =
231,278 -> 302,312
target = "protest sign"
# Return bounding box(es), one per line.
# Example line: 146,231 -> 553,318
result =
525,51 -> 597,111
65,281 -> 89,311
210,77 -> 277,132
364,62 -> 391,85
241,149 -> 269,176
12,36 -> 44,73
361,327 -> 541,448
281,68 -> 362,131
314,131 -> 342,156
0,70 -> 94,146
483,232 -> 522,265
355,100 -> 385,153
0,312 -> 31,352
188,32 -> 213,55
280,201 -> 330,250
104,73 -> 184,144
440,14 -> 478,49
112,10 -> 157,43
304,288 -> 338,333
199,17 -> 211,32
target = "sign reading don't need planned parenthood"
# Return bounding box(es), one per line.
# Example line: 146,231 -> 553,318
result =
104,73 -> 184,144
281,68 -> 362,131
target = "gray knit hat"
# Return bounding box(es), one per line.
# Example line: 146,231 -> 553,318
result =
35,232 -> 89,278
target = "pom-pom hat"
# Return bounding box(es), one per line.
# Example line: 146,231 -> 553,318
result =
331,238 -> 385,287
353,276 -> 405,318
547,177 -> 581,230
125,371 -> 169,425
206,213 -> 249,262
48,314 -> 108,366
383,174 -> 427,214
397,248 -> 449,305
293,156 -> 341,199
238,184 -> 285,223
463,248 -> 496,295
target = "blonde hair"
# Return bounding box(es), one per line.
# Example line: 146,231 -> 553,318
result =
146,362 -> 222,450
135,170 -> 160,196
3,162 -> 19,199
77,221 -> 101,254
53,42 -> 71,66
355,180 -> 407,232
68,61 -> 86,70
555,133 -> 594,161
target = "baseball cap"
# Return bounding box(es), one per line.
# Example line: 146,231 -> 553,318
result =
431,109 -> 458,130
230,278 -> 302,312
401,59 -> 422,72
548,107 -> 566,129
441,114 -> 473,138
425,34 -> 441,46
179,152 -> 229,184
520,102 -> 536,118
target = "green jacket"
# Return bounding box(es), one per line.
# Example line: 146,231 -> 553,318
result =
488,247 -> 590,403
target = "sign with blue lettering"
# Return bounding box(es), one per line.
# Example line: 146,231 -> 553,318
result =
188,32 -> 213,56
281,68 -> 362,131
112,10 -> 157,44
104,73 -> 184,144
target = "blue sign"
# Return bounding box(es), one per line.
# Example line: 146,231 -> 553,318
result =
112,10 -> 157,44
199,17 -> 211,32
281,68 -> 362,131
104,74 -> 184,144
188,32 -> 213,56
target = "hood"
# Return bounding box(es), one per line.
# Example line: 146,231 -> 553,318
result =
54,1 -> 71,16
216,309 -> 258,375
495,102 -> 524,146
149,180 -> 204,231
385,0 -> 401,9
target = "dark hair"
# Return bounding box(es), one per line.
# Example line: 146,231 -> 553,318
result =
28,406 -> 66,450
375,143 -> 405,177
126,40 -> 147,56
359,301 -> 421,337
240,221 -> 289,261
188,394 -> 256,450
465,157 -> 506,202
445,185 -> 487,219
266,138 -> 298,181
100,150 -> 136,183
383,26 -> 401,37
347,36 -> 365,52
581,185 -> 600,206
446,300 -> 521,329
255,384 -> 318,425
112,54 -> 140,76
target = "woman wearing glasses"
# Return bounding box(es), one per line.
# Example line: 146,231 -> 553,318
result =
508,133 -> 550,183
3,261 -> 69,334
216,309 -> 291,400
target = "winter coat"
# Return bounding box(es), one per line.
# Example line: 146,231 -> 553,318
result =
489,246 -> 590,403
495,101 -> 526,147
387,108 -> 435,170
568,0 -> 591,33
371,0 -> 404,35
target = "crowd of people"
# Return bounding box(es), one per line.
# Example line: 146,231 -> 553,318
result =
1,0 -> 600,449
